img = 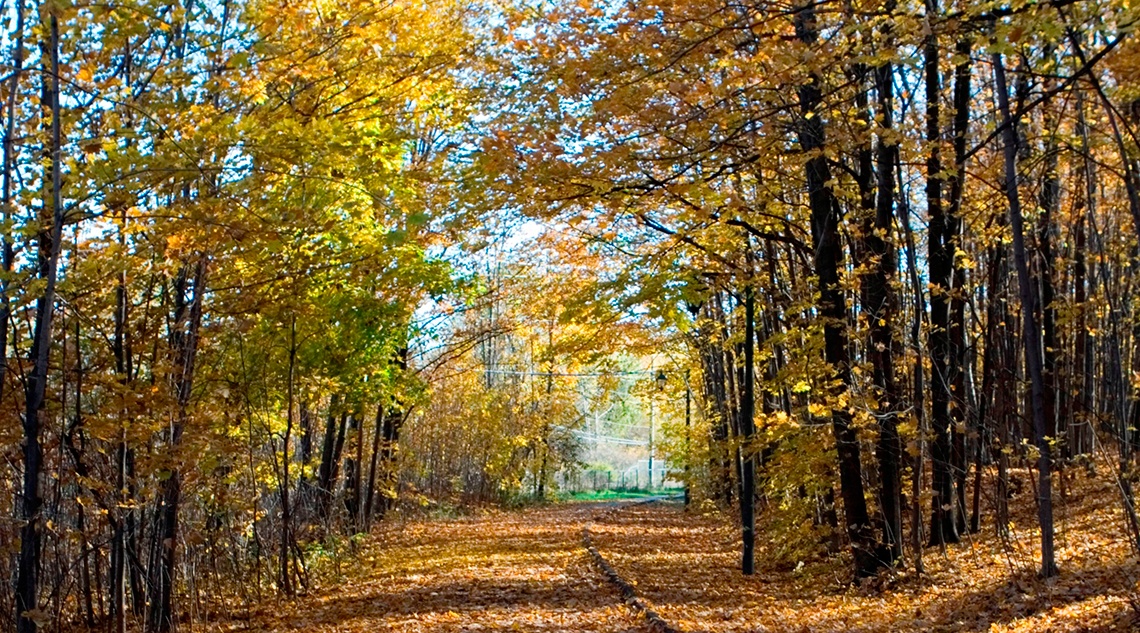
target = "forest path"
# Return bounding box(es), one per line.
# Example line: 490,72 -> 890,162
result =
222,503 -> 652,633
585,493 -> 1140,633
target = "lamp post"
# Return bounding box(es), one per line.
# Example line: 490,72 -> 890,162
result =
648,369 -> 666,490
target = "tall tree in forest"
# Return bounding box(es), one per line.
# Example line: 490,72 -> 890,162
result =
865,8 -> 902,562
947,35 -> 973,536
148,258 -> 207,633
992,49 -> 1058,579
0,0 -> 25,408
925,0 -> 959,546
16,9 -> 63,632
740,274 -> 757,574
794,0 -> 882,577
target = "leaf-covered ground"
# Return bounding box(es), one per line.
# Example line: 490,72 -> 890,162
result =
588,470 -> 1140,632
205,504 -> 647,633
207,471 -> 1140,632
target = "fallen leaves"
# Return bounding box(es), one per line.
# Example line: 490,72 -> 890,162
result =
587,469 -> 1140,632
197,470 -> 1140,633
201,505 -> 647,633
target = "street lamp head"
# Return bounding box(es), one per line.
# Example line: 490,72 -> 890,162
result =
655,369 -> 667,391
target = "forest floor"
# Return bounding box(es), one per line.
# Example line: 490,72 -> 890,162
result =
206,503 -> 649,633
587,468 -> 1140,633
208,470 -> 1140,632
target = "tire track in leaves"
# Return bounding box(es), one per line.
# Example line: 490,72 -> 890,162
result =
583,500 -> 688,633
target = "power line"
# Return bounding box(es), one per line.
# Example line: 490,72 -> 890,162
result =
476,368 -> 663,378
570,430 -> 649,446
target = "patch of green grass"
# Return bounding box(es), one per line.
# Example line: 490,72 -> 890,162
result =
559,488 -> 664,502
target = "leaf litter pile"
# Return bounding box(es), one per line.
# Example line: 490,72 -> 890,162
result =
207,471 -> 1140,633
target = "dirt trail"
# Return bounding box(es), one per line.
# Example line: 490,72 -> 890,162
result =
215,503 -> 650,633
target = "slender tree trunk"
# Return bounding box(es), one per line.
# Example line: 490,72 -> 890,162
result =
343,406 -> 365,529
684,370 -> 692,508
72,319 -> 95,629
354,402 -> 365,529
739,279 -> 757,575
111,198 -> 134,632
364,401 -> 386,528
869,45 -> 902,563
299,400 -> 314,475
319,401 -> 350,525
147,257 -> 207,632
0,0 -> 26,410
537,353 -> 555,498
992,51 -> 1058,578
1036,50 -> 1061,472
997,286 -> 1016,536
977,237 -> 1008,535
279,316 -> 296,596
1072,88 -> 1095,457
795,0 -> 882,578
947,38 -> 973,537
126,443 -> 144,617
16,13 -> 63,632
317,393 -> 342,518
924,0 -> 959,547
371,346 -> 408,523
725,325 -> 743,499
331,411 -> 348,488
700,300 -> 734,506
899,147 -> 927,574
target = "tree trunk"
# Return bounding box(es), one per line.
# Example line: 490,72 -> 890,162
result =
1036,50 -> 1061,468
1071,88 -> 1094,457
70,319 -> 95,629
977,237 -> 1007,534
279,317 -> 296,596
924,0 -> 959,547
868,46 -> 902,563
354,403 -> 365,529
112,204 -> 133,632
992,51 -> 1058,578
794,0 -> 882,578
0,0 -> 26,410
16,14 -> 63,632
343,407 -> 365,530
367,346 -> 408,525
947,38 -> 973,537
317,396 -> 347,521
364,401 -> 386,528
739,279 -> 757,575
700,300 -> 734,506
899,144 -> 928,573
147,257 -> 207,632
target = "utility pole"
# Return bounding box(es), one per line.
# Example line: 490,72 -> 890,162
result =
647,395 -> 654,491
684,369 -> 691,507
